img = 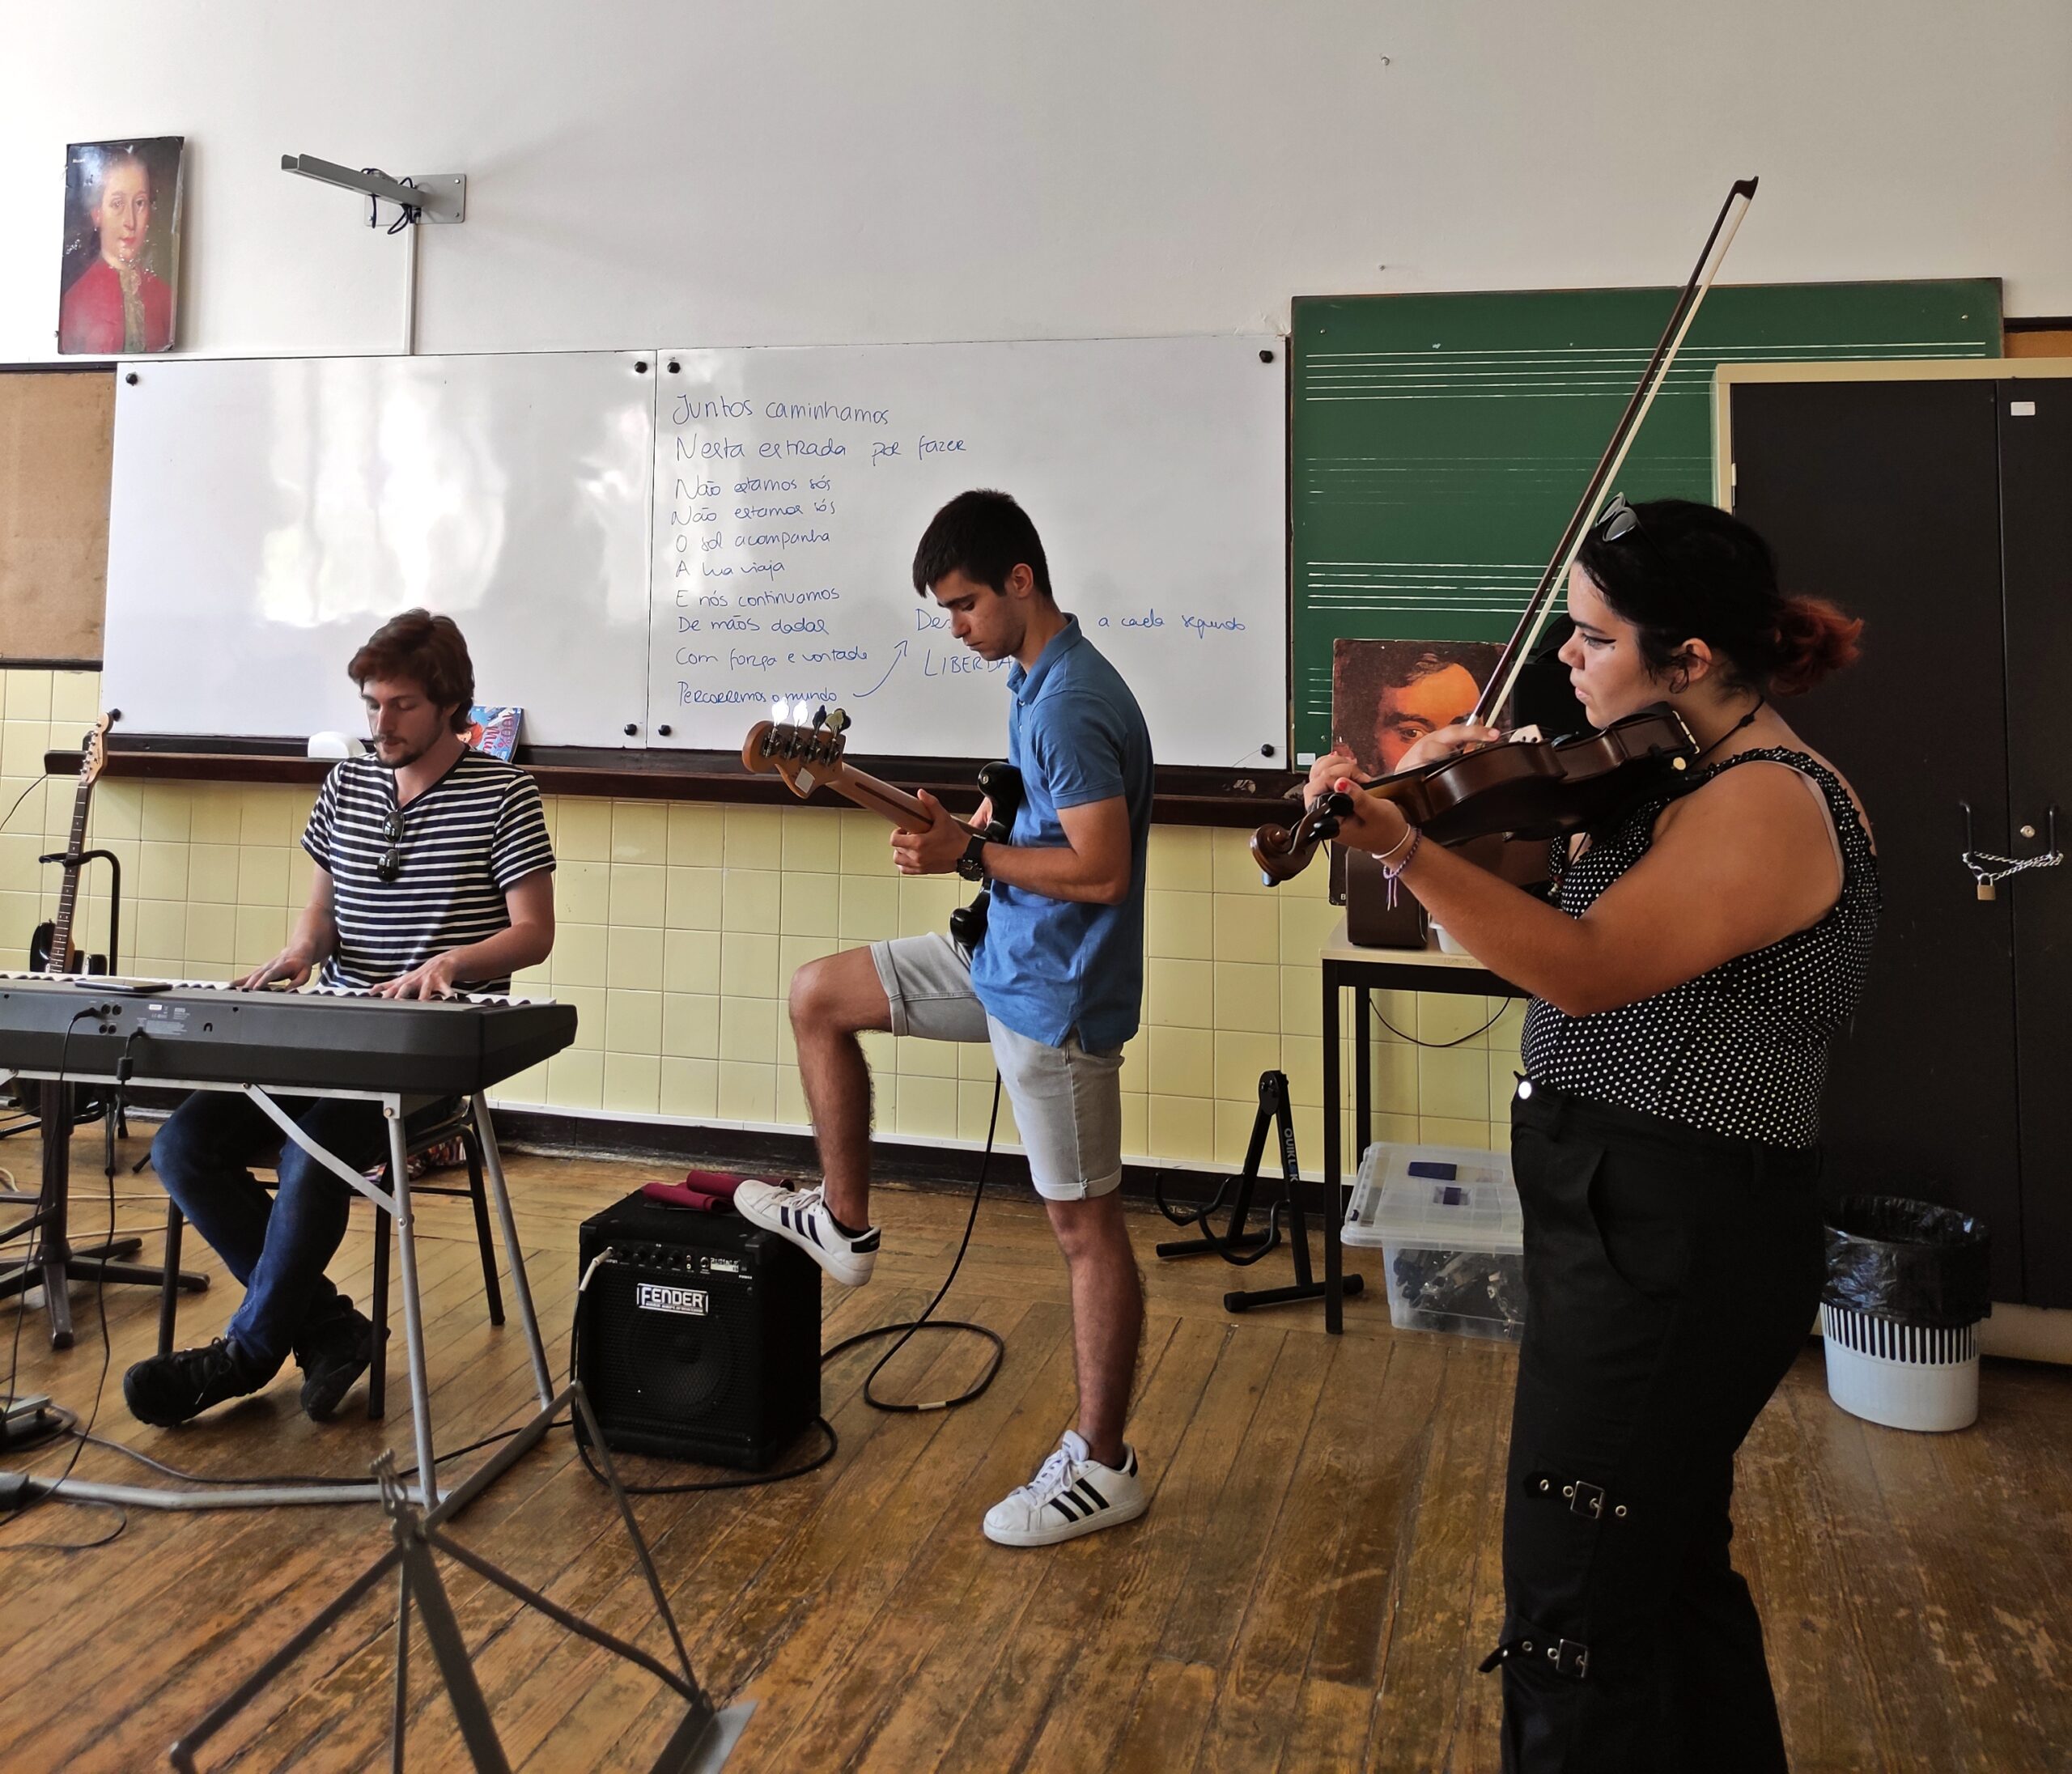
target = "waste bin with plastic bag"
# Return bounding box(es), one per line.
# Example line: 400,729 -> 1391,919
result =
1821,1195 -> 1992,1432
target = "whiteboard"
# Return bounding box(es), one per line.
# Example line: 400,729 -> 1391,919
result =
103,352 -> 656,745
649,337 -> 1285,766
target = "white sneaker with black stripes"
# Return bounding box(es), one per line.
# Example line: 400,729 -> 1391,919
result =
983,1429 -> 1147,1547
732,1179 -> 879,1287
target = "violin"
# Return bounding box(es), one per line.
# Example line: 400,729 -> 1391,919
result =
1250,704 -> 1696,883
1251,176 -> 1757,887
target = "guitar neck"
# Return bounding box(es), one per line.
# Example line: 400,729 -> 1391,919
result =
45,780 -> 93,969
824,762 -> 966,834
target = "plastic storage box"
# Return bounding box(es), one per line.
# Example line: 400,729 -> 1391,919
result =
1344,1142 -> 1526,1342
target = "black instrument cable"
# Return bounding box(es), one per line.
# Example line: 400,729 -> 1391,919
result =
0,1012 -> 133,1551
570,1074 -> 1008,1496
19,1075 -> 1013,1512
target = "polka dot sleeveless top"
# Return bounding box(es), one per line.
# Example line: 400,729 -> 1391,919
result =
1520,747 -> 1879,1147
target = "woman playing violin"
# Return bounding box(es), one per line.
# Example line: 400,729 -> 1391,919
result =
1313,497 -> 1875,1774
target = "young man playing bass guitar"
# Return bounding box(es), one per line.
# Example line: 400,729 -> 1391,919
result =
737,490 -> 1157,1548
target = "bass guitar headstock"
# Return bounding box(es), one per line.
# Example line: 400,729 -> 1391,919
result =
741,703 -> 851,800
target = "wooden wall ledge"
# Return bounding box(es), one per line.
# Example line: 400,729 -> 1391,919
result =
45,737 -> 1303,830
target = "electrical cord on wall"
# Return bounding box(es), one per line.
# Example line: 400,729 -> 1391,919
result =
1370,995 -> 1509,1048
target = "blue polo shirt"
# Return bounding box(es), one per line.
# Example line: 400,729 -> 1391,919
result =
968,616 -> 1153,1054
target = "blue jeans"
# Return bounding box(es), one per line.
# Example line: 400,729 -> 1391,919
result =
151,1090 -> 451,1378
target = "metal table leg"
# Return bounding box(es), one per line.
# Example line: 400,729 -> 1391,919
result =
470,1094 -> 553,1409
1322,961 -> 1344,1333
385,1102 -> 442,1509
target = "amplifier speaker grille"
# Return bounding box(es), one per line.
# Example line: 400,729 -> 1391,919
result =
574,1191 -> 821,1471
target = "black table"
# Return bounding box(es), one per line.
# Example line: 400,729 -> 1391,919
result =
1318,919 -> 1531,1332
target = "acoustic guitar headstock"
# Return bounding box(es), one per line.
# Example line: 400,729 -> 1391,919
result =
741,704 -> 851,800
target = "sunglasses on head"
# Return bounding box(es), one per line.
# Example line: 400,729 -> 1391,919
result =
376,808 -> 405,883
1593,490 -> 1685,580
1594,491 -> 1644,544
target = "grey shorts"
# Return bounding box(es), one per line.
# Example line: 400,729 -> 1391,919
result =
869,932 -> 1123,1203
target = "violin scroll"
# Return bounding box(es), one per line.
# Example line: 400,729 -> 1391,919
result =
1250,792 -> 1352,885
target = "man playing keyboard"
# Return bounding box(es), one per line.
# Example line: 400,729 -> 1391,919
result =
123,610 -> 555,1428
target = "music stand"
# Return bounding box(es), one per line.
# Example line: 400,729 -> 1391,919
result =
169,1383 -> 752,1774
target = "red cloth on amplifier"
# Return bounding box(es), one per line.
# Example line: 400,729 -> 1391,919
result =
681,1169 -> 746,1199
639,1181 -> 726,1212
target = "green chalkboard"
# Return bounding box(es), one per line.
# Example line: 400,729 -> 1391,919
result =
1289,279 -> 2002,758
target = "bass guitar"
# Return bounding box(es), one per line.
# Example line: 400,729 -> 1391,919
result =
741,706 -> 1021,949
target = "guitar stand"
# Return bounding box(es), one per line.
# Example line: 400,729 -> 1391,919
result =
169,1383 -> 753,1774
1155,1070 -> 1365,1316
2,846 -> 129,1144
0,1075 -> 206,1351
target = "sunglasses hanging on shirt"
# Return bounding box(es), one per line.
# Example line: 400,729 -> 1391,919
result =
377,808 -> 405,882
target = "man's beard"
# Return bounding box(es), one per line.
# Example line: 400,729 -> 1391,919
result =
373,736 -> 430,770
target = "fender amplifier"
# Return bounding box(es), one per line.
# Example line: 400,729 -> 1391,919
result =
573,1190 -> 822,1471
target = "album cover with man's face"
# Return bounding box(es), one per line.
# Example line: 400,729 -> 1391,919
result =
1331,637 -> 1502,779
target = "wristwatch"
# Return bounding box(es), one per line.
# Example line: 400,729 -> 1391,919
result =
956,832 -> 990,882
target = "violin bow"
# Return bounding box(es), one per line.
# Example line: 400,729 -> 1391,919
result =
1250,179 -> 1760,886
1475,176 -> 1758,726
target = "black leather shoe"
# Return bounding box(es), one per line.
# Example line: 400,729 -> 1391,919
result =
296,1309 -> 378,1422
123,1339 -> 264,1427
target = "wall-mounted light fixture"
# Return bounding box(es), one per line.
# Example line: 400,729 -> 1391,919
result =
279,154 -> 466,223
279,153 -> 469,353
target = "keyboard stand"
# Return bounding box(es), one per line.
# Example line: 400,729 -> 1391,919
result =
0,1070 -> 553,1512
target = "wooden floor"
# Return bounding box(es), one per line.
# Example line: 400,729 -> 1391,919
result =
1,1127 -> 2067,1773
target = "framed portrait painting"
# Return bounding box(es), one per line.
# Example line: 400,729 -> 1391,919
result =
58,136 -> 185,356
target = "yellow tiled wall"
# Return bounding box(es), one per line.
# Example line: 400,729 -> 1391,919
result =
3,668 -> 1522,1172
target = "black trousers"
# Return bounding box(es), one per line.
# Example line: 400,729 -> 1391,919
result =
1488,1080 -> 1824,1774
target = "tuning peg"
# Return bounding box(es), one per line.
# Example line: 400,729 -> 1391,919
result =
826,707 -> 851,735
812,705 -> 828,730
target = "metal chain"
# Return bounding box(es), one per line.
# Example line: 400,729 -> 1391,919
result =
1962,846 -> 2065,891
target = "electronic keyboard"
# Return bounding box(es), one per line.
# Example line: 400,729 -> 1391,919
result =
0,974 -> 576,1097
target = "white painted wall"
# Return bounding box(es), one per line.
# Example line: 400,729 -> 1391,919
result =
3,0 -> 2066,363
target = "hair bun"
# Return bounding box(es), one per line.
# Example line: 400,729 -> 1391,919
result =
1769,596 -> 1863,695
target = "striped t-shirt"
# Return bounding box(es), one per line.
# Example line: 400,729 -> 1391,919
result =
302,751 -> 555,993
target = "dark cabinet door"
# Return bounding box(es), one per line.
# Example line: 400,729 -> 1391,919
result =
1998,380 -> 2072,1306
1730,379 -> 2024,1301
